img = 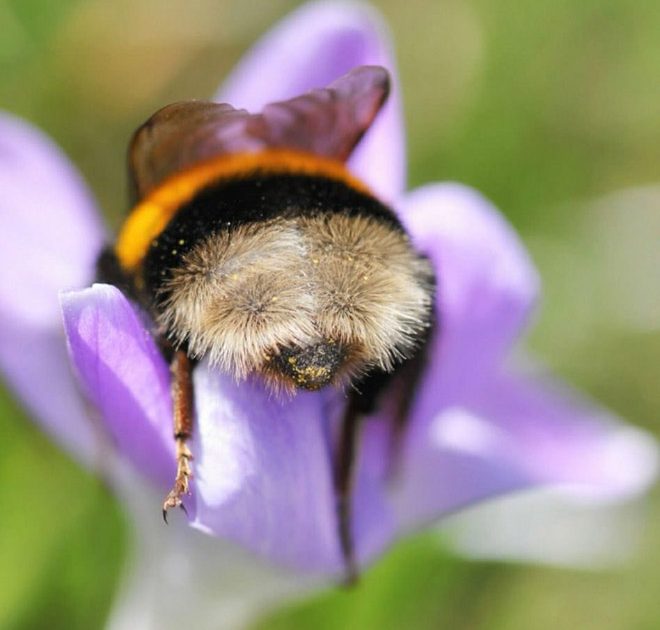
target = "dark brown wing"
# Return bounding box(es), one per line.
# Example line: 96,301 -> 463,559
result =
128,65 -> 390,203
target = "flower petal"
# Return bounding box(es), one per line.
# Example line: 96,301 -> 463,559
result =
216,0 -> 405,201
471,371 -> 658,498
390,368 -> 658,532
372,184 -> 656,535
0,112 -> 106,463
61,288 -> 394,573
60,284 -> 175,487
399,183 -> 540,398
0,113 -> 104,325
0,321 -> 101,464
191,367 -> 348,573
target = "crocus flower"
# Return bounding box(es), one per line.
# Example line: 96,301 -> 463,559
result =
1,0 -> 656,615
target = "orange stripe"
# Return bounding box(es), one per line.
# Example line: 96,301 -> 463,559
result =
115,149 -> 371,272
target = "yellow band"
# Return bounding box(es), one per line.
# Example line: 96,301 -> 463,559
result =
115,149 -> 370,272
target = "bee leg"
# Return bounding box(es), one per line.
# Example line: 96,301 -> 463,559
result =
162,350 -> 194,522
335,398 -> 361,585
385,317 -> 436,480
385,350 -> 429,481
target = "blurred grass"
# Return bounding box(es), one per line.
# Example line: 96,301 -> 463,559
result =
255,497 -> 660,630
0,388 -> 125,629
0,0 -> 658,628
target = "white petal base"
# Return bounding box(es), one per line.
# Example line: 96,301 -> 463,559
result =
440,487 -> 653,568
106,462 -> 320,630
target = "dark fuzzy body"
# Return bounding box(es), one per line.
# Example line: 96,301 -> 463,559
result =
101,171 -> 435,392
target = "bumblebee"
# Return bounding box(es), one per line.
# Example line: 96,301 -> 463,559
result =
98,66 -> 435,578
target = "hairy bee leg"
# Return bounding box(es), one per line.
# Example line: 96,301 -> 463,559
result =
335,400 -> 361,585
162,350 -> 194,522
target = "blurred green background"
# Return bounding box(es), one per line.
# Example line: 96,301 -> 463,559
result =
1,0 -> 659,628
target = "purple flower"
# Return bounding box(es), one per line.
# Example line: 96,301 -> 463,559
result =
0,0 -> 656,581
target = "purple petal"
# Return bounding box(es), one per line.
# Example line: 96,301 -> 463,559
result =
472,371 -> 658,498
0,320 -> 102,463
0,112 -> 105,463
191,367 -> 396,573
0,113 -> 104,324
386,183 -> 656,532
189,368 -> 340,572
59,285 -> 389,572
215,0 -> 405,202
59,285 -> 393,573
390,369 -> 658,533
60,285 -> 175,487
399,183 -> 540,399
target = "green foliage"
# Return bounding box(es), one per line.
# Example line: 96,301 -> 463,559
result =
0,389 -> 125,630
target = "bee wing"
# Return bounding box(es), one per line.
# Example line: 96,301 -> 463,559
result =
128,66 -> 390,202
256,65 -> 390,161
127,102 -> 255,203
